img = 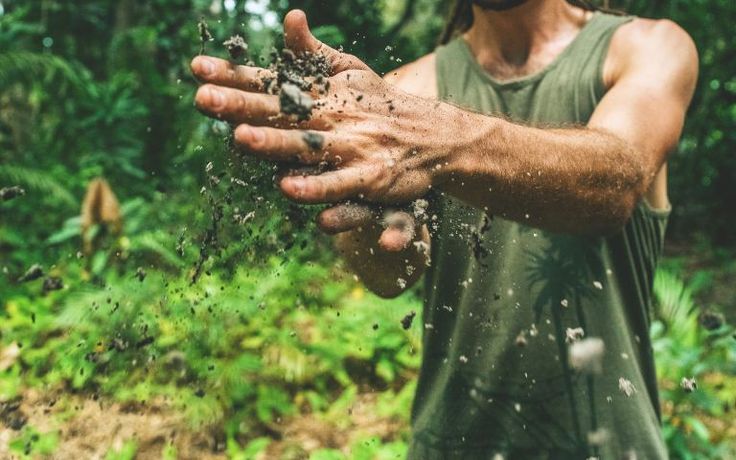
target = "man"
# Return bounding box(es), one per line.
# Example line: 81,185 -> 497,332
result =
191,0 -> 697,457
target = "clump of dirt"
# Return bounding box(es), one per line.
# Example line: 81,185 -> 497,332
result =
222,35 -> 247,60
17,264 -> 44,283
400,310 -> 416,330
698,310 -> 724,330
197,18 -> 213,55
568,337 -> 605,374
279,82 -> 314,121
469,214 -> 493,266
41,276 -> 63,295
302,131 -> 324,150
681,376 -> 697,393
0,186 -> 25,201
261,48 -> 330,121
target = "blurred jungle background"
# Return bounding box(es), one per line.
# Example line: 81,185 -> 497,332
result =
1,0 -> 735,459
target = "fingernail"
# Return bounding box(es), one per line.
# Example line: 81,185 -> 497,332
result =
287,177 -> 305,196
208,87 -> 224,108
248,128 -> 266,145
198,57 -> 215,76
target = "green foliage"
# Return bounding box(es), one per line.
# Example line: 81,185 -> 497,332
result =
1,0 -> 735,457
8,425 -> 59,458
2,257 -> 420,450
652,268 -> 736,459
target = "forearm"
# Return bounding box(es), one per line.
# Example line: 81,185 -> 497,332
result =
438,110 -> 649,234
335,225 -> 429,298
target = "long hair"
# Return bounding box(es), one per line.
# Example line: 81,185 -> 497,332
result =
439,0 -> 618,45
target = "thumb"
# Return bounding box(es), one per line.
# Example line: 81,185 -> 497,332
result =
283,9 -> 370,74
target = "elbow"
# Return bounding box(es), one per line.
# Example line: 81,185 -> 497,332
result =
595,183 -> 647,236
602,155 -> 651,234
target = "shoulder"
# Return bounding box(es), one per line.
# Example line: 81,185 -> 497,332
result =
382,52 -> 437,99
604,17 -> 698,92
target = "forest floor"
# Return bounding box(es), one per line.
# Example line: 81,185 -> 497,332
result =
0,388 -> 406,459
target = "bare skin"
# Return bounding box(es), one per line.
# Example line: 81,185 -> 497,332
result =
191,1 -> 697,298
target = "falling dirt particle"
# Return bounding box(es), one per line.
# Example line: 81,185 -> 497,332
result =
400,311 -> 416,330
1,186 -> 25,201
372,323 -> 379,330
17,264 -> 44,283
280,82 -> 314,120
560,298 -> 569,308
458,355 -> 468,364
197,19 -> 213,55
593,281 -> 603,290
136,336 -> 155,349
565,327 -> 585,344
135,267 -> 147,282
680,377 -> 697,393
568,337 -> 605,374
396,278 -> 407,289
618,377 -> 636,397
587,428 -> 610,446
41,276 -> 63,295
194,388 -> 206,398
223,35 -> 248,60
515,332 -> 528,347
698,310 -> 724,330
302,131 -> 324,150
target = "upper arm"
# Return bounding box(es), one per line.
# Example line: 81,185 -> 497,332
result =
383,53 -> 438,99
589,19 -> 698,177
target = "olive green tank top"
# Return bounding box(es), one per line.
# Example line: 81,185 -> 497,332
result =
409,12 -> 670,460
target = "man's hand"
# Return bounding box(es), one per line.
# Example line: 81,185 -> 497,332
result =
192,10 -> 442,251
192,11 -> 447,204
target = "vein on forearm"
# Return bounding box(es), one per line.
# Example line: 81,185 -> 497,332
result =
441,113 -> 649,235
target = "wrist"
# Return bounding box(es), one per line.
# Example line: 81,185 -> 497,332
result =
430,104 -> 500,188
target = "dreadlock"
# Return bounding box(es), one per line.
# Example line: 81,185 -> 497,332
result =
439,0 -> 619,45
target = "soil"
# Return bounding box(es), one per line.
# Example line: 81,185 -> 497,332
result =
17,264 -> 43,283
223,35 -> 247,60
197,19 -> 213,55
41,276 -> 63,295
0,186 -> 25,202
0,390 -> 405,460
262,48 -> 329,121
400,311 -> 416,330
0,390 -> 219,460
279,82 -> 314,121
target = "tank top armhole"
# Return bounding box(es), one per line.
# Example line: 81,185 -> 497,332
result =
593,16 -> 635,101
434,42 -> 449,100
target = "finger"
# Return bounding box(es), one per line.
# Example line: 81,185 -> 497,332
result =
378,226 -> 415,252
280,167 -> 376,204
378,211 -> 416,252
195,84 -> 281,125
233,124 -> 337,164
317,202 -> 378,234
191,56 -> 274,92
283,10 -> 370,74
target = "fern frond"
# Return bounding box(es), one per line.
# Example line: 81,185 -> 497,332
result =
0,51 -> 85,91
0,164 -> 76,206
